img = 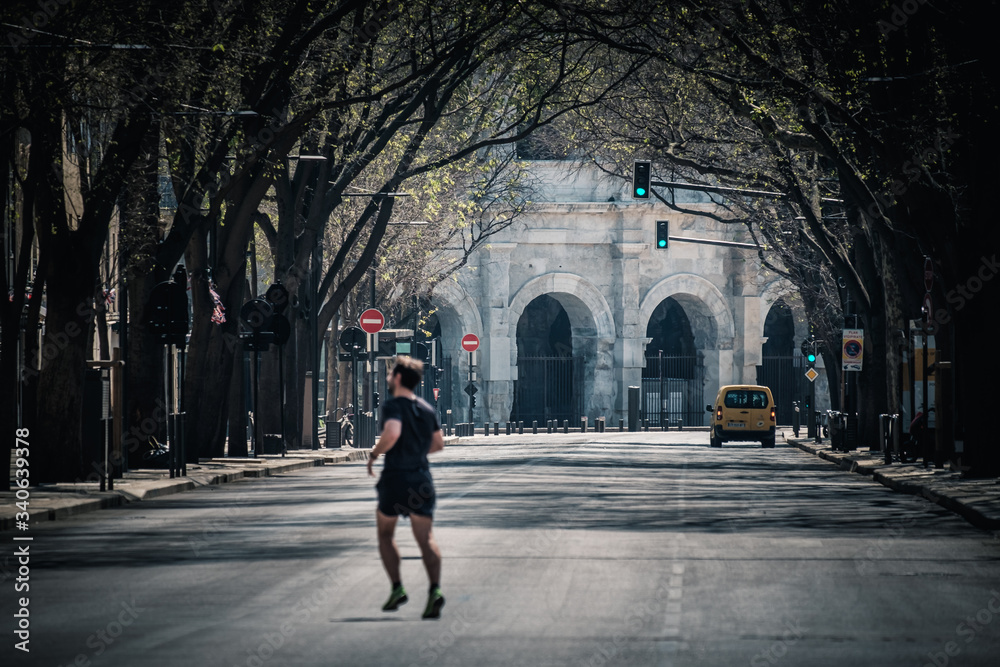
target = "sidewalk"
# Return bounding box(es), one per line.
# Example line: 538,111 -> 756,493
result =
787,436 -> 1000,531
1,447 -> 371,532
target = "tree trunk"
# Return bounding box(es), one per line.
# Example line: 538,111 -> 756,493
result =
183,226 -> 242,460
34,252 -> 100,482
226,270 -> 249,457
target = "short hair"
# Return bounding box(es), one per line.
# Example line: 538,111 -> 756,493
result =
392,355 -> 423,390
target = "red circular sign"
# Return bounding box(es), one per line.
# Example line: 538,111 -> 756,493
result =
461,333 -> 480,352
359,308 -> 384,334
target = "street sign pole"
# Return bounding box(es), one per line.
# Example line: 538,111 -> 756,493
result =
460,334 -> 480,424
358,309 -> 385,445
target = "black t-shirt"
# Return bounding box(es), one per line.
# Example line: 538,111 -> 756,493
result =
380,395 -> 440,472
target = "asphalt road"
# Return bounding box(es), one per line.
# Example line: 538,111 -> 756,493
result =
3,432 -> 1000,666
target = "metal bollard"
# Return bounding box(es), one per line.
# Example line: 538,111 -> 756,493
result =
494,421 -> 499,436
792,401 -> 800,438
880,414 -> 892,464
628,386 -> 640,431
619,418 -> 624,432
484,422 -> 489,436
547,420 -> 552,434
678,417 -> 683,431
518,421 -> 524,435
581,417 -> 587,433
505,421 -> 511,435
644,419 -> 649,432
815,414 -> 822,443
532,420 -> 538,434
563,419 -> 569,434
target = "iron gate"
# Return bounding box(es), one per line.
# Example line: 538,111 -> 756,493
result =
641,355 -> 705,427
756,355 -> 804,425
512,356 -> 583,424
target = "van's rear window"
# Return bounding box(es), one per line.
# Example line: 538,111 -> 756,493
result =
724,390 -> 769,409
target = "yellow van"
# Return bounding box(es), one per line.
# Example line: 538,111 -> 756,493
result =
706,385 -> 776,448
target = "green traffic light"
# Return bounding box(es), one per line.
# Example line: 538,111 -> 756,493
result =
807,353 -> 816,363
636,187 -> 646,196
657,239 -> 667,248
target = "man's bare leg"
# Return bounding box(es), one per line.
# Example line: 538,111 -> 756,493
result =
411,513 -> 445,618
409,513 -> 441,584
376,510 -> 401,583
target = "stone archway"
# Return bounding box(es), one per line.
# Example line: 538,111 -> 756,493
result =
640,274 -> 737,397
508,273 -> 616,420
429,280 -> 484,423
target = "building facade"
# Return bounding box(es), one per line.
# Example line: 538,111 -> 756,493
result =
427,162 -> 826,426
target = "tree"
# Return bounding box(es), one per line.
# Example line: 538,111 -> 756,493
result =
543,0 -> 998,466
174,0 -> 645,457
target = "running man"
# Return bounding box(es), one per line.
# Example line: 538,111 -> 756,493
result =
367,355 -> 446,619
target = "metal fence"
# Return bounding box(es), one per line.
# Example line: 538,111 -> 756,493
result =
512,356 -> 584,425
756,355 -> 805,425
641,355 -> 705,427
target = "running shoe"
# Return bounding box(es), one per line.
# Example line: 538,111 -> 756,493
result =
382,585 -> 408,611
422,587 -> 445,619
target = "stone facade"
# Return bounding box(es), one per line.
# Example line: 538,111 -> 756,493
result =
430,162 -> 821,423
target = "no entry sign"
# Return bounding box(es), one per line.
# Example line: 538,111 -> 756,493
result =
461,333 -> 480,352
359,308 -> 385,334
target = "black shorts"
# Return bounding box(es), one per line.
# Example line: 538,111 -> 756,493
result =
376,469 -> 436,518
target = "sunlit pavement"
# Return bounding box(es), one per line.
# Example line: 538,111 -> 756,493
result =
4,431 -> 999,666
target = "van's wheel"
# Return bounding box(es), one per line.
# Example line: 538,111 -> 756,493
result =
710,435 -> 722,448
762,435 -> 775,448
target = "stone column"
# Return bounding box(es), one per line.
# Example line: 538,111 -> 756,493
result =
612,242 -> 646,421
479,243 -> 517,422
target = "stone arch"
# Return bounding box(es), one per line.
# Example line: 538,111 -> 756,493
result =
639,273 -> 737,394
639,274 -> 735,349
429,279 -> 484,422
430,278 -> 483,347
508,273 -> 615,341
507,273 -> 616,419
759,279 -> 808,347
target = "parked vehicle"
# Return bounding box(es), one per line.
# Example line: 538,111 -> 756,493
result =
706,385 -> 777,448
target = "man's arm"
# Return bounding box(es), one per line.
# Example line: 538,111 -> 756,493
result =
367,419 -> 401,477
428,429 -> 445,454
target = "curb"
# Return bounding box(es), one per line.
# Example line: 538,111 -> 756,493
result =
787,438 -> 1000,531
1,449 -> 370,532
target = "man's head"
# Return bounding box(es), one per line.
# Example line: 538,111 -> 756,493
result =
388,355 -> 423,395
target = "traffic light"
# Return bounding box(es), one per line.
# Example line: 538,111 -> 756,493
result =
372,392 -> 379,409
632,160 -> 651,199
655,220 -> 669,249
470,394 -> 476,409
800,336 -> 817,364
